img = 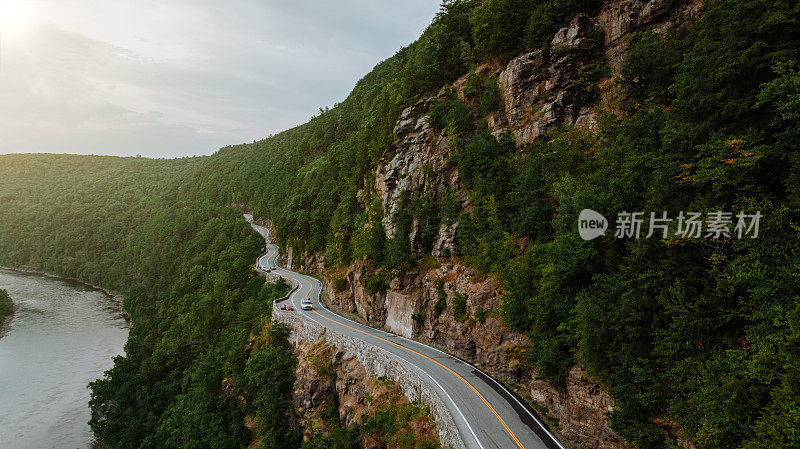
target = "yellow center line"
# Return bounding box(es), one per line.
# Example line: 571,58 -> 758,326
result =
275,269 -> 526,449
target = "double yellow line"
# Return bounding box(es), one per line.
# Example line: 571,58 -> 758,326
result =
278,270 -> 528,449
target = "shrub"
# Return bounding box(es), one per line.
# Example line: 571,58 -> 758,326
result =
434,278 -> 447,317
452,292 -> 468,322
438,189 -> 463,225
454,131 -> 514,197
479,74 -> 500,116
475,305 -> 487,323
463,71 -> 501,117
470,0 -> 534,60
428,88 -> 472,133
0,289 -> 13,327
400,0 -> 475,96
620,30 -> 682,108
569,61 -> 610,104
523,0 -> 603,49
412,311 -> 425,328
332,275 -> 348,293
463,71 -> 484,98
364,272 -> 389,295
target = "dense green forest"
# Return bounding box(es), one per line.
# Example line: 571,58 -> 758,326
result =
0,155 -> 299,447
0,0 -> 798,448
187,0 -> 800,448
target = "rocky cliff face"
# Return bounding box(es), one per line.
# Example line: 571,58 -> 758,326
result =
292,340 -> 441,448
291,2 -> 703,448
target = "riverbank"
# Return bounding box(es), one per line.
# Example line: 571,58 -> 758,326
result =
0,289 -> 14,340
0,266 -> 130,326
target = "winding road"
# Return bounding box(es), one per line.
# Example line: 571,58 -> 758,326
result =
246,214 -> 565,449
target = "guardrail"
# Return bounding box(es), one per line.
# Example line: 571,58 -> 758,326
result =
274,283 -> 299,304
256,251 -> 299,304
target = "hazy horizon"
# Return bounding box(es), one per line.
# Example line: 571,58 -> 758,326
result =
0,0 -> 441,158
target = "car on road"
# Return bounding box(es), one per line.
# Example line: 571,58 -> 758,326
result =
300,298 -> 312,310
270,265 -> 277,270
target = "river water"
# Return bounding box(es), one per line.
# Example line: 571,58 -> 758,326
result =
0,269 -> 128,449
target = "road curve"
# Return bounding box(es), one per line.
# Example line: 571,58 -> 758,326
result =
246,214 -> 565,449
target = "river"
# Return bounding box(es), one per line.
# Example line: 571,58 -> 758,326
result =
0,268 -> 128,449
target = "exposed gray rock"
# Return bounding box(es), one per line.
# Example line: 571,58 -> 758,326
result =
551,13 -> 593,51
595,0 -> 669,73
307,3 -> 705,449
384,290 -> 415,338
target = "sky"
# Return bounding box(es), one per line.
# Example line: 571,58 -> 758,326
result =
0,0 -> 441,158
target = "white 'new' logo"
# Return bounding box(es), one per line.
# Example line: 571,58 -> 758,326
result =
578,209 -> 608,241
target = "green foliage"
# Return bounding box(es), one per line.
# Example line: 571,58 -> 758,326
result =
364,272 -> 389,295
463,71 -> 484,98
620,30 -> 684,108
453,131 -> 514,197
470,0 -> 535,60
0,289 -> 13,328
456,194 -> 515,273
384,191 -> 417,272
2,1 -> 797,448
451,292 -> 468,322
352,206 -> 386,265
570,61 -> 609,104
470,0 -> 602,60
412,311 -> 425,328
483,0 -> 800,444
303,394 -> 439,449
401,1 -> 476,96
241,323 -> 303,449
434,278 -> 447,317
409,191 -> 441,254
0,153 -> 305,448
474,306 -> 487,324
332,274 -> 349,293
464,71 -> 501,117
359,402 -> 438,448
428,88 -> 472,133
524,0 -> 603,50
438,189 -> 463,225
84,209 -> 298,449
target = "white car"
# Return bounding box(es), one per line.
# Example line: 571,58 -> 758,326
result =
300,298 -> 312,310
270,265 -> 277,270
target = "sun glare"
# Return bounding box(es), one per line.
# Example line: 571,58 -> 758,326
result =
0,0 -> 36,35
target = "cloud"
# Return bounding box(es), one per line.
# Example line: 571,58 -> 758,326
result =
0,0 -> 440,157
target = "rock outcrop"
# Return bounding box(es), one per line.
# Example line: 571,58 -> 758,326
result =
496,14 -> 598,147
276,297 -> 461,448
291,2 -> 705,449
293,340 -> 441,448
375,96 -> 459,250
314,261 -> 634,449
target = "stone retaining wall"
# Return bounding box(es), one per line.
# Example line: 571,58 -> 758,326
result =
273,297 -> 465,449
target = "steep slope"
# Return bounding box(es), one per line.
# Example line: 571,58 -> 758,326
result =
0,1 -> 797,448
0,154 -> 304,448
187,1 -> 800,448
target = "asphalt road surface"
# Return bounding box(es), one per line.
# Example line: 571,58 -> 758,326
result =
246,214 -> 566,449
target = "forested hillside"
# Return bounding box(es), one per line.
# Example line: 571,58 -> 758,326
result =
185,0 -> 800,448
0,154 -> 299,447
0,0 -> 798,448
